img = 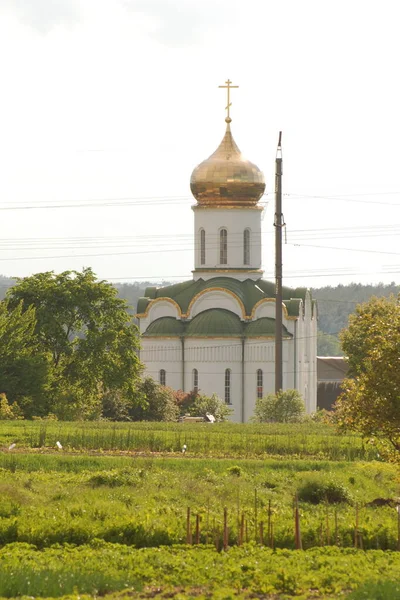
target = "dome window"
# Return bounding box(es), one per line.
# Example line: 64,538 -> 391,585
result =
244,229 -> 250,265
220,229 -> 228,265
200,229 -> 206,265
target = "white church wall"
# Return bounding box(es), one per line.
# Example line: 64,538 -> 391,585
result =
193,207 -> 263,272
140,339 -> 183,391
184,338 -> 242,422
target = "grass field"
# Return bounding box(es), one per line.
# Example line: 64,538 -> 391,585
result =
0,421 -> 399,599
0,420 -> 379,460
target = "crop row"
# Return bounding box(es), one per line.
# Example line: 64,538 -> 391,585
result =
0,420 -> 378,460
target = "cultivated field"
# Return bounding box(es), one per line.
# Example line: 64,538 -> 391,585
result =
1,421 -> 400,599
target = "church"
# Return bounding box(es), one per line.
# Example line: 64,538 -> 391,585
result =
136,84 -> 317,422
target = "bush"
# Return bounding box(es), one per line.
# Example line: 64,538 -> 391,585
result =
185,392 -> 233,422
130,378 -> 179,422
0,394 -> 23,420
254,389 -> 305,423
297,477 -> 352,504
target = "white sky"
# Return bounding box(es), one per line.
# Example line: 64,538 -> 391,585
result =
1,0 -> 400,288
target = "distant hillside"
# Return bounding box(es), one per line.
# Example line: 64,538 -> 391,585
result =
311,282 -> 400,335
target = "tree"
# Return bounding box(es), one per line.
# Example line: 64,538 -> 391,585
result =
0,300 -> 50,416
335,295 -> 400,460
130,378 -> 179,421
6,269 -> 142,420
254,389 -> 305,423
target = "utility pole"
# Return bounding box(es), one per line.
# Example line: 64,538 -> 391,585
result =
274,132 -> 283,393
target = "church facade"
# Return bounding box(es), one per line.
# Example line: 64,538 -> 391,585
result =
136,98 -> 317,422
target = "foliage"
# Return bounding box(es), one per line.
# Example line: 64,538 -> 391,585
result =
335,295 -> 400,460
0,394 -> 23,420
1,544 -> 400,599
130,378 -> 179,422
6,269 -> 142,420
348,580 -> 400,600
254,389 -> 305,423
0,452 -> 398,551
185,392 -> 233,421
297,476 -> 352,504
317,330 -> 342,356
0,301 -> 50,415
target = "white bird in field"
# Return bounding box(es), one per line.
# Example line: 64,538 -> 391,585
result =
56,441 -> 63,449
182,444 -> 187,454
8,443 -> 16,451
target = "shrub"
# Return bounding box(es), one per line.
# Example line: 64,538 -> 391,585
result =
226,465 -> 243,477
297,477 -> 352,504
130,378 -> 179,422
254,389 -> 305,423
185,392 -> 233,422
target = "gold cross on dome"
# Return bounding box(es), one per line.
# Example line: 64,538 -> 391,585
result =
218,79 -> 239,121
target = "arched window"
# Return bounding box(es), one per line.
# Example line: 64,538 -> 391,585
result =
256,369 -> 263,399
224,368 -> 231,404
220,228 -> 228,264
243,229 -> 250,265
192,368 -> 199,392
159,369 -> 166,386
200,229 -> 206,265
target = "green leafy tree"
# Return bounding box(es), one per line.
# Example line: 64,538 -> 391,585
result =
254,389 -> 305,423
130,377 -> 179,421
335,295 -> 400,460
0,301 -> 50,416
6,269 -> 142,420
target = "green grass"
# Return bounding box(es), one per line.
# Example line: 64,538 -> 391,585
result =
1,544 -> 400,598
0,420 -> 379,460
0,454 -> 398,550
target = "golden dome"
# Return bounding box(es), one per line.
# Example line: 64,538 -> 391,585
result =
190,119 -> 265,206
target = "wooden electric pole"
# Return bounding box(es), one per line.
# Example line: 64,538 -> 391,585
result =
274,132 -> 283,393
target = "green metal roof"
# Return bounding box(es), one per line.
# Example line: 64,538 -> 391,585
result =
142,310 -> 293,339
137,277 -> 310,318
245,317 -> 291,338
143,317 -> 185,337
186,309 -> 243,337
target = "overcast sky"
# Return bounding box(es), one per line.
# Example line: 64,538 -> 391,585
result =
1,0 -> 400,288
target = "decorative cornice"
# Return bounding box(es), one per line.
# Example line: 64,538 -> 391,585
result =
192,268 -> 263,274
192,204 -> 264,211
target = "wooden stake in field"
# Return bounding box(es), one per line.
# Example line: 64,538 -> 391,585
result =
267,500 -> 272,548
294,494 -> 302,550
186,507 -> 192,545
239,512 -> 245,546
326,506 -> 330,545
397,504 -> 400,551
195,513 -> 200,545
354,503 -> 359,548
260,521 -> 264,545
223,507 -> 228,551
254,488 -> 258,542
334,508 -> 339,546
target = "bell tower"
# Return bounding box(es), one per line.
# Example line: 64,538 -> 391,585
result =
190,80 -> 266,281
